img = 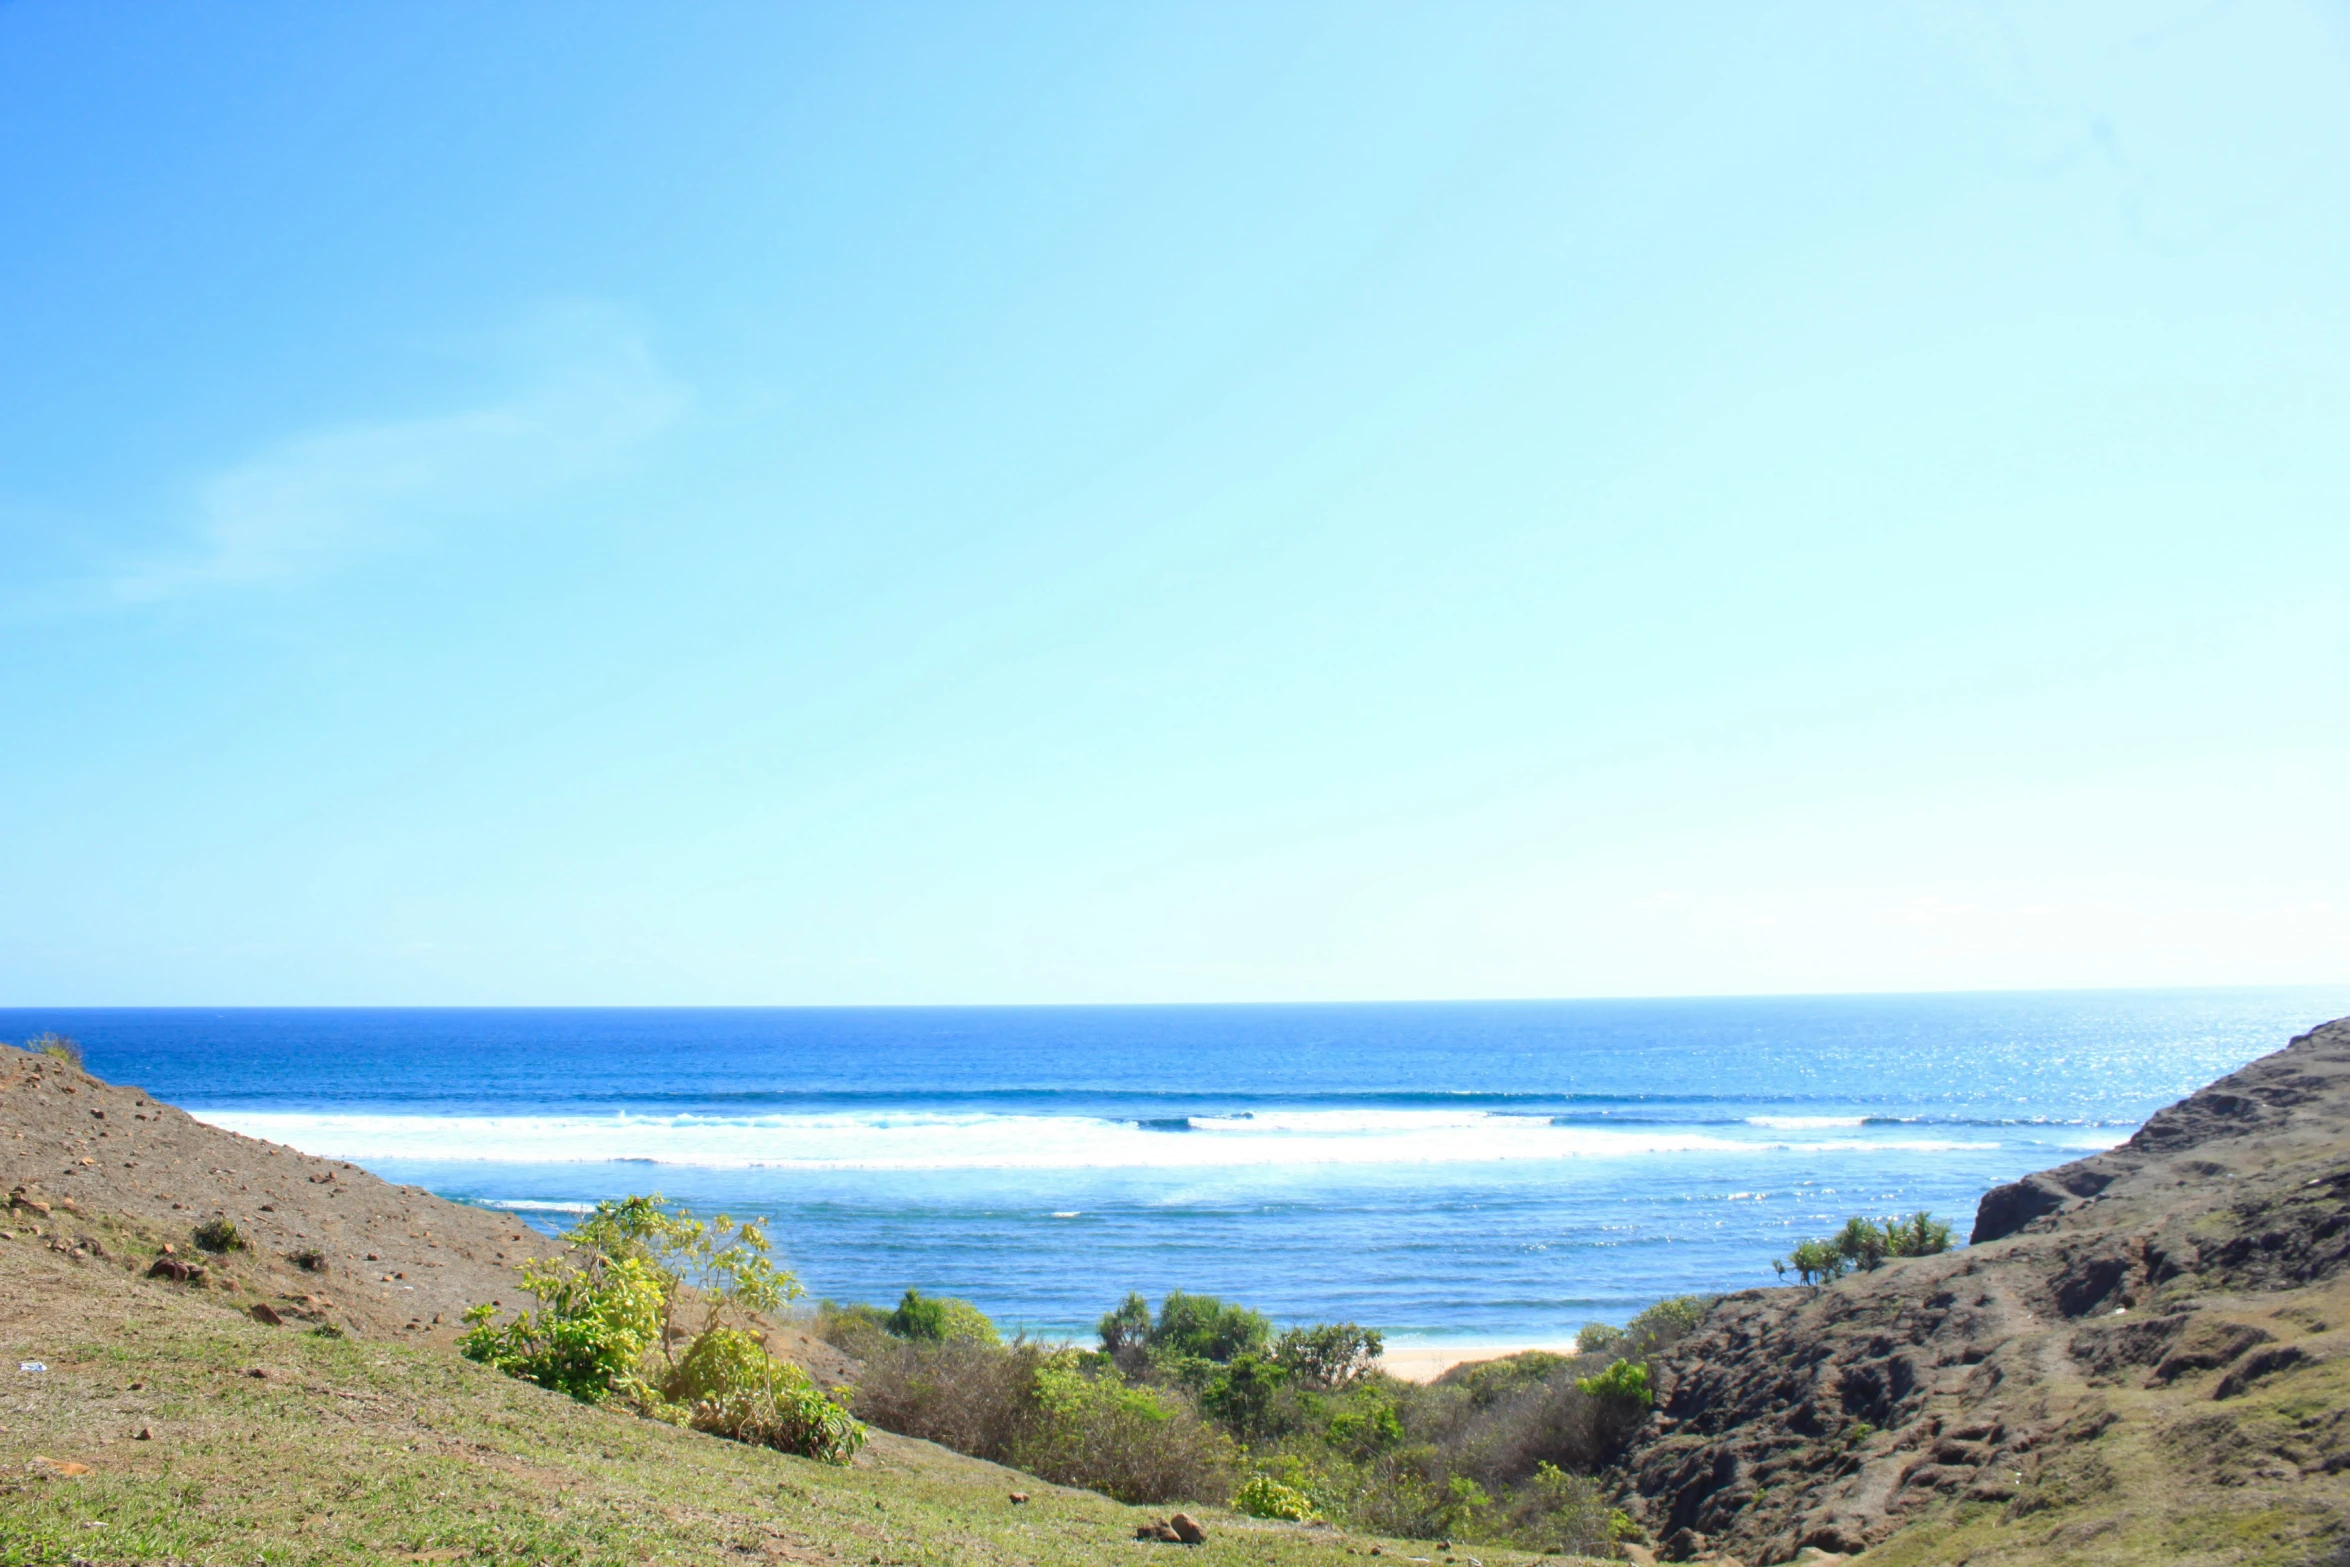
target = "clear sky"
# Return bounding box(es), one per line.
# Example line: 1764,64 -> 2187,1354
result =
2,3 -> 2346,1005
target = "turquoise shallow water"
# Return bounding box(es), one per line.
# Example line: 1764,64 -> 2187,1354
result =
9,989 -> 2345,1342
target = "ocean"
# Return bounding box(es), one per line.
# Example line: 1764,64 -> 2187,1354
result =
8,989 -> 2344,1346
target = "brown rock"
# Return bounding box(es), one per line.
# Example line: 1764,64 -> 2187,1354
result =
250,1303 -> 284,1326
146,1256 -> 207,1285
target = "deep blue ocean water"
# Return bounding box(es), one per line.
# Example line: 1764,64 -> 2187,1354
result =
7,990 -> 2345,1344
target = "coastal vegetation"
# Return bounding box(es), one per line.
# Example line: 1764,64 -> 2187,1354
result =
813,1280 -> 1713,1554
459,1194 -> 866,1464
11,1030 -> 82,1067
1772,1209 -> 1954,1285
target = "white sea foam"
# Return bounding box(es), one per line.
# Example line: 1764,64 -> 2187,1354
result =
1746,1115 -> 1867,1130
192,1107 -> 1995,1172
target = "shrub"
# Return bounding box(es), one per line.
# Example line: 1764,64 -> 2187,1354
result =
1836,1216 -> 1890,1272
460,1193 -> 863,1463
1324,1383 -> 1405,1455
1149,1290 -> 1271,1363
1024,1357 -> 1235,1502
1501,1462 -> 1635,1557
1435,1474 -> 1493,1537
1885,1211 -> 1954,1257
1444,1351 -> 1571,1409
1775,1235 -> 1848,1285
1620,1295 -> 1709,1355
837,1330 -> 1041,1459
1573,1359 -> 1652,1408
886,1288 -> 1000,1344
664,1325 -> 865,1464
193,1216 -> 247,1253
460,1249 -> 667,1404
1200,1351 -> 1289,1438
817,1310 -> 1234,1504
1273,1321 -> 1384,1389
1233,1474 -> 1319,1521
1099,1291 -> 1153,1358
287,1247 -> 329,1273
24,1032 -> 82,1068
1574,1321 -> 1623,1355
1775,1212 -> 1953,1283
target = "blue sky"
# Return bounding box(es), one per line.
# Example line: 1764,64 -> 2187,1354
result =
2,3 -> 2346,1004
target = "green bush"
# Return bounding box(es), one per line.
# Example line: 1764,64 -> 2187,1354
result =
826,1281 -> 1713,1541
663,1326 -> 865,1464
1501,1463 -> 1636,1557
1149,1290 -> 1272,1363
460,1249 -> 667,1405
1445,1350 -> 1571,1408
1775,1211 -> 1953,1284
1776,1235 -> 1849,1285
1621,1295 -> 1709,1354
886,1288 -> 1000,1344
1098,1291 -> 1152,1357
1020,1355 -> 1237,1502
23,1032 -> 82,1068
1200,1351 -> 1288,1438
1573,1358 -> 1653,1408
1884,1210 -> 1954,1257
1323,1383 -> 1405,1455
192,1216 -> 247,1254
1272,1321 -> 1384,1388
1573,1321 -> 1623,1355
1233,1474 -> 1319,1521
460,1193 -> 863,1464
815,1310 -> 1234,1505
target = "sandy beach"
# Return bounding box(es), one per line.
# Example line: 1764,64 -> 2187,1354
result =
1379,1343 -> 1574,1383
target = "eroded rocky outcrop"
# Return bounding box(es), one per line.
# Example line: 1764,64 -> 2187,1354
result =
1610,1018 -> 2350,1566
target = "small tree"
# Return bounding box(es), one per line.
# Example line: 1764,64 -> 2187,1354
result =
1201,1351 -> 1289,1438
1775,1212 -> 1952,1284
1885,1211 -> 1953,1257
887,1288 -> 999,1344
1574,1358 -> 1653,1408
1272,1321 -> 1384,1389
1836,1216 -> 1891,1272
461,1194 -> 862,1462
564,1194 -> 800,1370
1098,1291 -> 1153,1357
1149,1290 -> 1271,1362
1774,1236 -> 1848,1285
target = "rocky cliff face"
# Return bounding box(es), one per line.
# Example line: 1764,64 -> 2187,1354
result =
1611,1018 -> 2350,1567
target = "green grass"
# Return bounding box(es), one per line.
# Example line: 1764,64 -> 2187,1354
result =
0,1263 -> 1580,1567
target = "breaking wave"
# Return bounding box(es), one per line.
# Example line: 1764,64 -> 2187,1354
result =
192,1106 -> 2004,1172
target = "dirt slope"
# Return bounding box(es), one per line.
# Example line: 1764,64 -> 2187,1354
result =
1612,1018 -> 2350,1567
0,1040 -> 852,1380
